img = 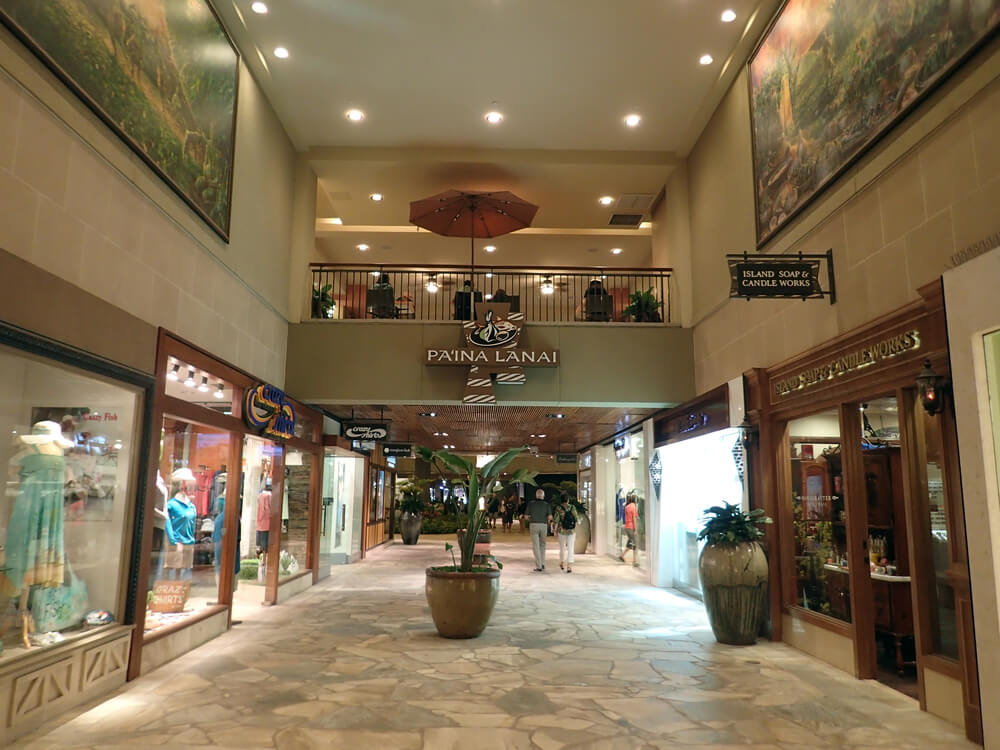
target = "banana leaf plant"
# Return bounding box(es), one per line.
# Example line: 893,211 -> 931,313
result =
417,446 -> 537,572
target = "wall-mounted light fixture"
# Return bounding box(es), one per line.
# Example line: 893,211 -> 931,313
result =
213,383 -> 225,399
540,276 -> 554,295
167,363 -> 180,381
184,368 -> 196,388
916,359 -> 944,416
426,274 -> 439,293
738,415 -> 758,448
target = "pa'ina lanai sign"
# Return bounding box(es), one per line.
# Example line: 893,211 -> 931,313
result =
425,302 -> 559,404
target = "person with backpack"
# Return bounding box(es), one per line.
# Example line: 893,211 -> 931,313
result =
552,496 -> 580,573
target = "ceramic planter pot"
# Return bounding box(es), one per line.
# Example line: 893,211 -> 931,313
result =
400,511 -> 422,545
425,567 -> 501,638
698,541 -> 768,645
574,513 -> 591,554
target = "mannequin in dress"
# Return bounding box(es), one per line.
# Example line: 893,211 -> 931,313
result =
164,468 -> 197,580
0,421 -> 72,648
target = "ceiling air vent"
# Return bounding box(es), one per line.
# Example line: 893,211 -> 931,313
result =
615,193 -> 656,212
608,213 -> 644,227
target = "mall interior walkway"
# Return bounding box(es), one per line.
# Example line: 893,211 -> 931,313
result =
15,537 -> 976,750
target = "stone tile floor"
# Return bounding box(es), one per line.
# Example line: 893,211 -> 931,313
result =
14,534 -> 977,749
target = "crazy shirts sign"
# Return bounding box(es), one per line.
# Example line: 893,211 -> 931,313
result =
426,302 -> 558,404
343,423 -> 388,441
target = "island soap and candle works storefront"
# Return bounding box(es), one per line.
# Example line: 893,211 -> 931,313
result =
744,282 -> 981,742
128,331 -> 323,679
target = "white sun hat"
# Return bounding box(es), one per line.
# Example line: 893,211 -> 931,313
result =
171,467 -> 196,483
20,420 -> 74,449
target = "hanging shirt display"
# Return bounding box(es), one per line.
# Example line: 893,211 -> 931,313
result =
194,469 -> 213,516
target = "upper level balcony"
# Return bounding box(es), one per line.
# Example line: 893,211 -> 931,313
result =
309,264 -> 673,324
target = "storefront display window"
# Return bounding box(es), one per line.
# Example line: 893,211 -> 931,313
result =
604,431 -> 647,568
145,417 -> 230,635
658,428 -> 743,596
280,452 -> 312,578
320,450 -> 365,569
788,409 -> 848,622
0,345 -> 141,659
236,436 -> 277,593
915,398 -> 959,659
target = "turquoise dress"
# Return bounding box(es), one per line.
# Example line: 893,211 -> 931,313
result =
1,447 -> 66,596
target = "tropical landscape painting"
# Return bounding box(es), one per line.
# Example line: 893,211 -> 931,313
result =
749,0 -> 1000,244
0,0 -> 239,238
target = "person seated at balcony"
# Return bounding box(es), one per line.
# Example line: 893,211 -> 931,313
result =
454,280 -> 474,320
367,273 -> 395,318
584,279 -> 612,322
492,288 -> 509,303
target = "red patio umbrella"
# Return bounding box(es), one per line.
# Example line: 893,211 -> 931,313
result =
409,190 -> 538,282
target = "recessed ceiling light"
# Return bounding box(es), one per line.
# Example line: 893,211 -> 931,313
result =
699,54 -> 714,65
624,113 -> 641,128
537,434 -> 546,438
356,243 -> 369,251
639,221 -> 652,229
484,245 -> 497,253
330,217 -> 343,225
369,193 -> 383,202
545,413 -> 565,419
418,411 -> 437,417
484,111 -> 503,124
599,196 -> 615,206
251,2 -> 268,13
611,247 -> 623,255
721,9 -> 736,22
346,109 -> 365,122
273,46 -> 289,59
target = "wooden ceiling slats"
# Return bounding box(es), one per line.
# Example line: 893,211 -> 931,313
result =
330,404 -> 658,453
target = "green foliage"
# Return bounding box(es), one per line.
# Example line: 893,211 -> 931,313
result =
312,284 -> 335,318
238,559 -> 260,580
420,515 -> 462,534
417,446 -> 537,572
623,287 -> 663,322
697,503 -> 772,546
397,478 -> 433,514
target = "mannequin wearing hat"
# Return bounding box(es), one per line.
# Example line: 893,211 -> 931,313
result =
164,468 -> 197,580
0,421 -> 72,648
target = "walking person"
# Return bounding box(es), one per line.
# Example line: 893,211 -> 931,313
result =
523,488 -> 551,571
619,492 -> 640,567
552,497 -> 580,573
501,496 -> 515,532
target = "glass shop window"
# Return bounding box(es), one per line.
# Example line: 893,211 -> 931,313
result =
0,345 -> 141,659
915,397 -> 959,659
279,451 -> 312,578
163,357 -> 234,414
236,436 -> 277,593
145,417 -> 231,635
788,409 -> 849,622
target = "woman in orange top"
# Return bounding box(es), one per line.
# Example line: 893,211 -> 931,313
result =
619,493 -> 639,568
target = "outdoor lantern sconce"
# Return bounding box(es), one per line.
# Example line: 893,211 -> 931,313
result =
916,359 -> 944,416
738,416 -> 758,448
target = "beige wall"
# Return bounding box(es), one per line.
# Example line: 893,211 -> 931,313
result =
285,321 -> 694,407
668,38 -> 1000,393
0,27 -> 296,384
944,247 -> 1000,750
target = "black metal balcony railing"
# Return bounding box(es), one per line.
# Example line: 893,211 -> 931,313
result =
309,264 -> 672,324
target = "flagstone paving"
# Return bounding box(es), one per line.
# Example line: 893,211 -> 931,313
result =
14,534 -> 977,749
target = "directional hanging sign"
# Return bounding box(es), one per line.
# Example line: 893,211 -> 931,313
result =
343,423 -> 388,441
727,249 -> 836,304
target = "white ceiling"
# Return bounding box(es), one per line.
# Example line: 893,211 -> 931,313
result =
214,0 -> 782,266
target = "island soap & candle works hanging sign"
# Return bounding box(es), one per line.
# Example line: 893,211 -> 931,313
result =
727,249 -> 835,303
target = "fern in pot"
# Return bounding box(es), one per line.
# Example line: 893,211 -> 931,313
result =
697,503 -> 771,645
622,286 -> 663,323
397,479 -> 432,545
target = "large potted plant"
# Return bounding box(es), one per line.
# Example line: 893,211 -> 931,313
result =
697,503 -> 771,645
623,286 -> 663,322
311,283 -> 335,319
397,479 -> 432,545
417,446 -> 536,638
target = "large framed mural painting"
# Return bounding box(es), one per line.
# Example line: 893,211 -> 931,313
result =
749,0 -> 1000,246
0,1 -> 240,240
